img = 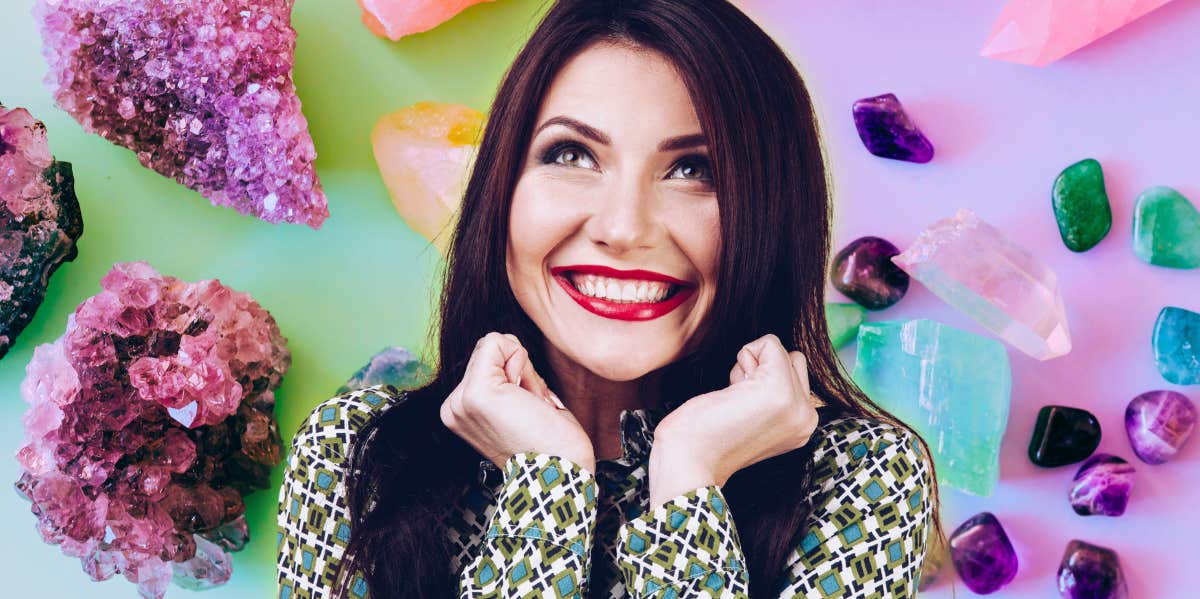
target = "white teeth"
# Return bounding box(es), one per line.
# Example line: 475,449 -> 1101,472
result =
567,273 -> 676,303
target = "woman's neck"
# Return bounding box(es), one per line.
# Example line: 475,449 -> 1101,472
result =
543,342 -> 662,463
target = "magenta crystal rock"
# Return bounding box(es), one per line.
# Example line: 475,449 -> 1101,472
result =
1125,389 -> 1197,464
34,0 -> 328,228
1,105 -> 84,359
1058,540 -> 1128,599
852,93 -> 935,163
14,261 -> 289,598
949,512 -> 1019,594
1069,454 -> 1135,517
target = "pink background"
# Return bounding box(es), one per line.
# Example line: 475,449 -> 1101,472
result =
735,1 -> 1200,596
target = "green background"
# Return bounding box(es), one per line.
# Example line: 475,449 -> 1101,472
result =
0,0 -> 552,595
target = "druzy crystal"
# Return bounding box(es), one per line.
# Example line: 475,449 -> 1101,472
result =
34,0 -> 328,228
892,208 -> 1072,360
358,0 -> 496,40
949,512 -> 1019,595
1052,158 -> 1111,252
14,261 -> 290,598
982,0 -> 1175,67
1153,306 -> 1200,385
338,346 -> 431,394
824,302 -> 866,350
1125,390 -> 1196,464
1,105 -> 84,359
1058,540 -> 1128,599
830,236 -> 909,310
851,93 -> 934,163
1069,454 -> 1135,517
852,319 -> 1012,496
1028,405 -> 1101,467
372,101 -> 485,254
1132,186 -> 1200,269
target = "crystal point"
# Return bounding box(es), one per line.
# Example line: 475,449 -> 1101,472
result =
892,208 -> 1072,360
34,0 -> 328,228
981,0 -> 1176,67
851,319 -> 1012,496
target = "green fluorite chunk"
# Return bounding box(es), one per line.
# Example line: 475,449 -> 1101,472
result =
825,302 -> 866,350
1153,306 -> 1200,385
851,319 -> 1012,496
1132,186 -> 1200,268
1052,158 -> 1111,252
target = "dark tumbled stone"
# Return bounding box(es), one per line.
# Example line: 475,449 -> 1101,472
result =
1029,405 -> 1101,467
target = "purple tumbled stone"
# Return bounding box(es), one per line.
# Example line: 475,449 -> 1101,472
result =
852,93 -> 935,163
1069,453 -> 1135,517
1058,540 -> 1128,599
1125,390 -> 1196,464
34,0 -> 328,228
830,236 -> 910,310
949,512 -> 1019,594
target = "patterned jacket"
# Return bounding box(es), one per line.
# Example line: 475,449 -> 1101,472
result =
277,385 -> 932,598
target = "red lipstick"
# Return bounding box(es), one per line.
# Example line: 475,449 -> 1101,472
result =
550,265 -> 696,321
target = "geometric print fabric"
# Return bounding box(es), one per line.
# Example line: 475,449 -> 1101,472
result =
276,385 -> 933,598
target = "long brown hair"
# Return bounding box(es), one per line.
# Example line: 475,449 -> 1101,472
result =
335,0 -> 941,596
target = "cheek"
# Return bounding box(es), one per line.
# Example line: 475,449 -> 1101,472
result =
672,199 -> 722,282
508,178 -> 580,273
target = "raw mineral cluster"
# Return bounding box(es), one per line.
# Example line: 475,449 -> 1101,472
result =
14,261 -> 290,598
34,0 -> 328,228
1,105 -> 84,359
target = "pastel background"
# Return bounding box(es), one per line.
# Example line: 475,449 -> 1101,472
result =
1,0 -> 1197,597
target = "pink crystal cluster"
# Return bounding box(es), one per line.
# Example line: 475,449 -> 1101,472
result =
34,0 -> 329,228
14,261 -> 291,598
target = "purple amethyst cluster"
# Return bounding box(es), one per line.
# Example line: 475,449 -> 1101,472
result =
14,261 -> 290,598
34,0 -> 329,228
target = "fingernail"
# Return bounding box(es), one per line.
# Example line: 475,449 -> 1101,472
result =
548,391 -> 565,409
515,374 -> 522,387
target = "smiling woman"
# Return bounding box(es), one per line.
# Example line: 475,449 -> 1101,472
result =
276,1 -> 940,598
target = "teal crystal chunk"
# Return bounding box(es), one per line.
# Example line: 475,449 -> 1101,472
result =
852,319 -> 1012,495
825,302 -> 867,350
1153,306 -> 1200,385
1131,186 -> 1200,269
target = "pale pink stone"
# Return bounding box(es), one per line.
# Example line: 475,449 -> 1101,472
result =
358,0 -> 497,40
891,208 -> 1072,360
981,0 -> 1175,67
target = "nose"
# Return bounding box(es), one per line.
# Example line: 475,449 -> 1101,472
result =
585,175 -> 662,254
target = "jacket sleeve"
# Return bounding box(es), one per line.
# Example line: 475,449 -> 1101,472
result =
774,421 -> 933,598
277,387 -> 404,599
459,451 -> 600,598
615,484 -> 750,597
614,419 -> 933,598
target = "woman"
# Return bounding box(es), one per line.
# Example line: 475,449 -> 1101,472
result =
277,0 -> 940,597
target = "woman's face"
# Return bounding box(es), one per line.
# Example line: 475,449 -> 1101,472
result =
506,42 -> 721,382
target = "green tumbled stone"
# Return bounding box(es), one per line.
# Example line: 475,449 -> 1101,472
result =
1052,158 -> 1111,252
1132,186 -> 1200,269
825,302 -> 867,350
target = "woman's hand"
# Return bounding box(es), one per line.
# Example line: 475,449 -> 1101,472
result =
647,333 -> 823,507
440,332 -> 597,473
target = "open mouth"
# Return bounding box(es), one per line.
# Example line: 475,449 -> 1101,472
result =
550,269 -> 696,321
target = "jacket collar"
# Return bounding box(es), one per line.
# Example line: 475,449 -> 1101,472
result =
476,404 -> 666,486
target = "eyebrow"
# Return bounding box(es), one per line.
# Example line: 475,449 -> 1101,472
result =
533,115 -> 707,152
